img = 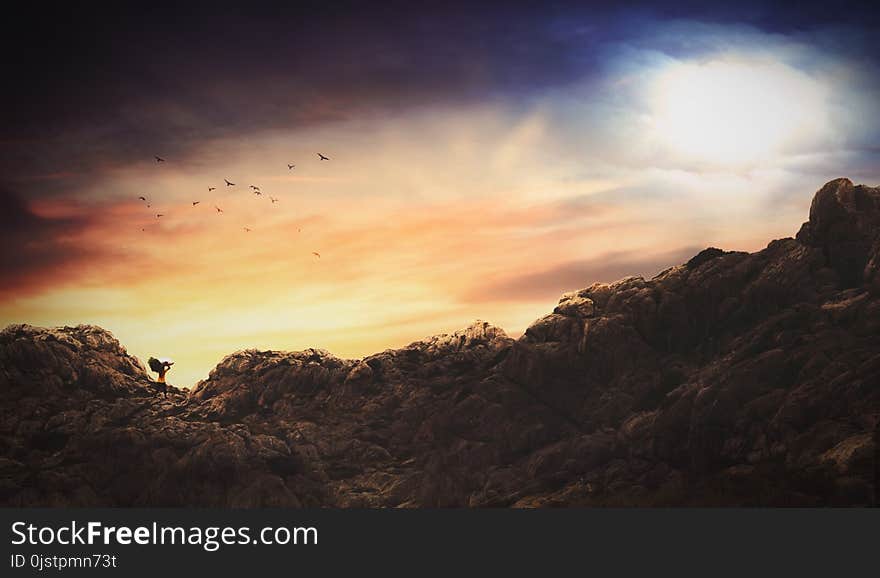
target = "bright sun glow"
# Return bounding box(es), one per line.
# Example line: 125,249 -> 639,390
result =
649,59 -> 830,166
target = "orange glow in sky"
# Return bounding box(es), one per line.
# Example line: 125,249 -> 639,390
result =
1,102 -> 825,387
4,39 -> 873,388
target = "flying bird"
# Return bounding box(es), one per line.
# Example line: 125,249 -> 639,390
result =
312,252 -> 321,258
253,190 -> 262,196
147,203 -> 152,208
155,156 -> 165,162
225,179 -> 235,186
138,196 -> 147,201
287,163 -> 295,170
156,214 -> 164,218
269,196 -> 278,203
192,201 -> 200,206
317,153 -> 329,161
249,185 -> 260,191
244,227 -> 252,233
215,206 -> 223,213
208,187 -> 216,192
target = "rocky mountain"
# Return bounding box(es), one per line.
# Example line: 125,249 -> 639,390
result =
1,178 -> 878,507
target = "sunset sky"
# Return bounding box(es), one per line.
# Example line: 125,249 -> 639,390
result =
3,1 -> 880,387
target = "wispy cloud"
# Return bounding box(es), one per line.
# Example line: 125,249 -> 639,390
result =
464,246 -> 702,304
0,188 -> 110,297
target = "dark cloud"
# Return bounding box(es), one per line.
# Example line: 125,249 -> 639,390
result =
0,2 -> 611,184
466,246 -> 702,303
0,188 -> 102,297
4,0 -> 878,191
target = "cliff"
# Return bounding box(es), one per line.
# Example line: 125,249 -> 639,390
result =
1,178 -> 878,506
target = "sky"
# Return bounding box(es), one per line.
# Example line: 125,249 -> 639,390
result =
2,1 -> 880,387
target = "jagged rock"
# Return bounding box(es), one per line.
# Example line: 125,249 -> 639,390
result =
0,324 -> 150,397
686,247 -> 726,269
796,177 -> 880,288
554,292 -> 595,317
1,179 -> 878,507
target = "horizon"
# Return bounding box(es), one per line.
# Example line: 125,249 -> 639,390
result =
3,1 -> 880,387
0,175 -> 863,388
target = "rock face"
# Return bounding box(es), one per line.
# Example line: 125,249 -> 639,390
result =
1,179 -> 879,507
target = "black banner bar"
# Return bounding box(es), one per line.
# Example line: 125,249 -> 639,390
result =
1,509 -> 877,576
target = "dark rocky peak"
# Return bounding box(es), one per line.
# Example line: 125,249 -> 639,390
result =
363,320 -> 513,384
0,324 -> 149,397
186,321 -> 512,422
796,178 -> 880,288
685,247 -> 726,269
187,348 -> 355,421
398,320 -> 511,355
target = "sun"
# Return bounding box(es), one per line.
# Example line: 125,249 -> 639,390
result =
648,58 -> 830,167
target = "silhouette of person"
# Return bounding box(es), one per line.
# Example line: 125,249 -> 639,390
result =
156,361 -> 173,398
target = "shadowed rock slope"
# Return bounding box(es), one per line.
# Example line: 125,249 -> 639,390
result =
2,178 -> 878,506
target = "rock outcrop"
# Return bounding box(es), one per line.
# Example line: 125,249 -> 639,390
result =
1,179 -> 878,507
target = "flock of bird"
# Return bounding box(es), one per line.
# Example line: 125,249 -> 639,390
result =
137,153 -> 332,258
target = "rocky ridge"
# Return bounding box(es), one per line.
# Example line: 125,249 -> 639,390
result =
1,178 -> 878,506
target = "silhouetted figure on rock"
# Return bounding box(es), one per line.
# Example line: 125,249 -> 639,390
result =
148,357 -> 174,398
